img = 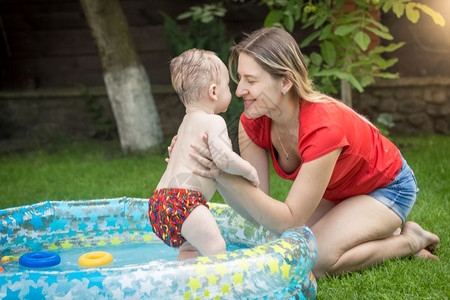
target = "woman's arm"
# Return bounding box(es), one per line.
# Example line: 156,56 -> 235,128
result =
238,120 -> 270,194
193,145 -> 342,234
214,120 -> 270,223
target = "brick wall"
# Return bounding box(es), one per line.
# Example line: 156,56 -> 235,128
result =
353,77 -> 450,135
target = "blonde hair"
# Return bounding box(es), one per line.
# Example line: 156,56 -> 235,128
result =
229,27 -> 331,103
170,49 -> 222,105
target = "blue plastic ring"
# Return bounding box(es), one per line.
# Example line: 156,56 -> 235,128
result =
19,251 -> 61,268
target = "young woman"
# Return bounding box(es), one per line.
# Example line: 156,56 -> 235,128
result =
189,27 -> 439,278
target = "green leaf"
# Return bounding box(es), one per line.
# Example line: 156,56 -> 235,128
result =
382,1 -> 393,13
309,65 -> 319,76
372,55 -> 388,69
284,13 -> 295,32
354,31 -> 371,51
177,11 -> 193,20
392,2 -> 405,18
310,52 -> 322,66
214,9 -> 226,18
319,24 -> 332,40
201,12 -> 214,23
365,27 -> 393,40
372,56 -> 398,70
320,41 -> 336,66
365,18 -> 389,33
320,77 -> 338,94
384,58 -> 399,68
405,3 -> 420,23
361,76 -> 375,87
264,10 -> 284,27
272,22 -> 285,30
334,24 -> 359,36
338,37 -> 353,53
314,69 -> 339,77
301,14 -> 318,29
342,73 -> 363,92
294,1 -> 302,20
314,14 -> 328,29
413,3 -> 446,27
192,6 -> 202,14
314,69 -> 363,92
370,42 -> 405,54
286,0 -> 294,19
300,31 -> 321,48
377,72 -> 400,79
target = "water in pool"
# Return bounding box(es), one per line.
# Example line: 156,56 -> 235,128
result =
2,242 -> 248,272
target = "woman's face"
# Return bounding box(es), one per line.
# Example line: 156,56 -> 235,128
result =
235,53 -> 284,119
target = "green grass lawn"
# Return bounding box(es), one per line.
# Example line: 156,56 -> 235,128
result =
0,136 -> 449,298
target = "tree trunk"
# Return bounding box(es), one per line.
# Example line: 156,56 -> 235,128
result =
341,79 -> 353,107
80,0 -> 163,152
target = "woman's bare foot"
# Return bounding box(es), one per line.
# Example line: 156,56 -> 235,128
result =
415,248 -> 438,260
401,221 -> 440,260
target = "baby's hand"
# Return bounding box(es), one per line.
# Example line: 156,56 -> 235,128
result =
245,167 -> 260,187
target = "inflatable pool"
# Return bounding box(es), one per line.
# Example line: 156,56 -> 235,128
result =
0,198 -> 317,299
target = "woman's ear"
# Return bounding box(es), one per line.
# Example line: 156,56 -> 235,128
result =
281,71 -> 294,94
208,84 -> 218,101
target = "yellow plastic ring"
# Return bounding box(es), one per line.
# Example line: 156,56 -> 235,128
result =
78,251 -> 113,267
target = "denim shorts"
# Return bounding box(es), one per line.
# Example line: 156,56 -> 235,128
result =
368,157 -> 419,223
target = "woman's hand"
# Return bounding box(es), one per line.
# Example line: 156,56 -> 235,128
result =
190,134 -> 259,187
165,135 -> 178,163
190,134 -> 221,179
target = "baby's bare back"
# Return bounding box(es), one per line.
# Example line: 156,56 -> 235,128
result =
156,113 -> 218,200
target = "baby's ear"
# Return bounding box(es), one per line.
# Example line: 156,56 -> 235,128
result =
208,83 -> 218,101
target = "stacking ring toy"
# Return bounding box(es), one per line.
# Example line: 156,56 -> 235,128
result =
19,251 -> 61,268
78,251 -> 113,267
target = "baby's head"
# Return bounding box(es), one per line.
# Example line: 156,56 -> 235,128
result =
170,49 -> 226,105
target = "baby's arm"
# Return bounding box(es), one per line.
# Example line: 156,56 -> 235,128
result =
206,116 -> 259,186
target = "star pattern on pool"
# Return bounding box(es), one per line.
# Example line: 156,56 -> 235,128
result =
0,198 -> 317,299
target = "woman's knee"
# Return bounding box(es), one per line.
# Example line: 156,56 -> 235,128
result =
309,195 -> 402,277
311,241 -> 343,278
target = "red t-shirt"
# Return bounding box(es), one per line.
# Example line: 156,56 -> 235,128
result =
240,100 -> 402,203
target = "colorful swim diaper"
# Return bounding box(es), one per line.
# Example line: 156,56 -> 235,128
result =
148,188 -> 209,248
